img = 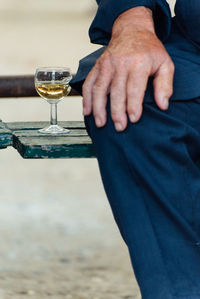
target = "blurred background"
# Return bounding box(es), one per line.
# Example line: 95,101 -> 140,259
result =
0,1 -> 175,298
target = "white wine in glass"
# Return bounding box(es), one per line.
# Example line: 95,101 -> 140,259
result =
35,67 -> 72,134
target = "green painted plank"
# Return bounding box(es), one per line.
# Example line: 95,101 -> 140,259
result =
7,121 -> 96,159
0,120 -> 13,149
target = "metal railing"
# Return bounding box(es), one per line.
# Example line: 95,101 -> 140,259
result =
0,75 -> 80,98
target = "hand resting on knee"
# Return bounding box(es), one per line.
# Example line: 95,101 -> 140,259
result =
82,6 -> 175,132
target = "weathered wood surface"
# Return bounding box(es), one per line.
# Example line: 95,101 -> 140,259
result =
6,121 -> 96,159
0,120 -> 13,149
6,121 -> 86,130
0,75 -> 80,97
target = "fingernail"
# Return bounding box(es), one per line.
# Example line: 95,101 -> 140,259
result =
163,97 -> 169,109
96,117 -> 102,127
129,114 -> 136,122
115,122 -> 123,131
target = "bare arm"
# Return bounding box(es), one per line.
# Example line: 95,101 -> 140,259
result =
82,6 -> 175,132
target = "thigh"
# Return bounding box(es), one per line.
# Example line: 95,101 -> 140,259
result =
85,95 -> 200,228
84,96 -> 200,298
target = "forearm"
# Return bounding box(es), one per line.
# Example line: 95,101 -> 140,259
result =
112,6 -> 155,37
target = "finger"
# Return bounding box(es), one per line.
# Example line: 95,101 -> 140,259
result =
153,60 -> 175,110
110,70 -> 128,132
127,69 -> 149,123
92,65 -> 112,127
82,64 -> 99,116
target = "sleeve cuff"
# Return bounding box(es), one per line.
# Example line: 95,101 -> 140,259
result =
89,0 -> 171,45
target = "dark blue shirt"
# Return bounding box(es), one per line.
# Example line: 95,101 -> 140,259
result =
70,0 -> 200,103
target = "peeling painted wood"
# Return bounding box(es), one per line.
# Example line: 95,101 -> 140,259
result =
6,121 -> 96,159
0,120 -> 13,149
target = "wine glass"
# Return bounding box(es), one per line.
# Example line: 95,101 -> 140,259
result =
35,67 -> 72,134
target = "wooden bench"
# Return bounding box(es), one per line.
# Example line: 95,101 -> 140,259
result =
3,75 -> 200,167
0,75 -> 96,159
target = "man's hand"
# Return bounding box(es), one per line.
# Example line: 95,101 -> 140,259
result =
82,6 -> 175,132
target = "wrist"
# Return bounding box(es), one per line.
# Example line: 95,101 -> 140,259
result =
112,6 -> 155,37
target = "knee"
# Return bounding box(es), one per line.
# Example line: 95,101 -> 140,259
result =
84,101 -> 166,156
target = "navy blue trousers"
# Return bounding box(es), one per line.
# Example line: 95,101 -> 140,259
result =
84,96 -> 200,299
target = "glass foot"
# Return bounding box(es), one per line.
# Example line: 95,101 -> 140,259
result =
38,125 -> 70,135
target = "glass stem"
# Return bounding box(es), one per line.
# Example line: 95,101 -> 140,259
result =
51,103 -> 57,126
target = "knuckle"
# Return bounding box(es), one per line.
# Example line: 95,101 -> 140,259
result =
110,90 -> 118,99
92,82 -> 105,94
93,99 -> 105,112
110,95 -> 125,108
132,54 -> 147,69
133,53 -> 145,61
93,110 -> 101,119
165,59 -> 175,73
94,109 -> 105,119
127,88 -> 139,99
111,111 -> 122,122
116,54 -> 146,70
100,56 -> 110,69
167,59 -> 175,71
127,105 -> 138,115
117,58 -> 127,68
93,82 -> 101,91
127,88 -> 145,101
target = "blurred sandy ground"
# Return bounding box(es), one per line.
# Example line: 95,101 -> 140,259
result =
0,1 -> 175,298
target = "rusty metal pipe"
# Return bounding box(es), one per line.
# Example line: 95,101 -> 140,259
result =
0,75 -> 80,97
